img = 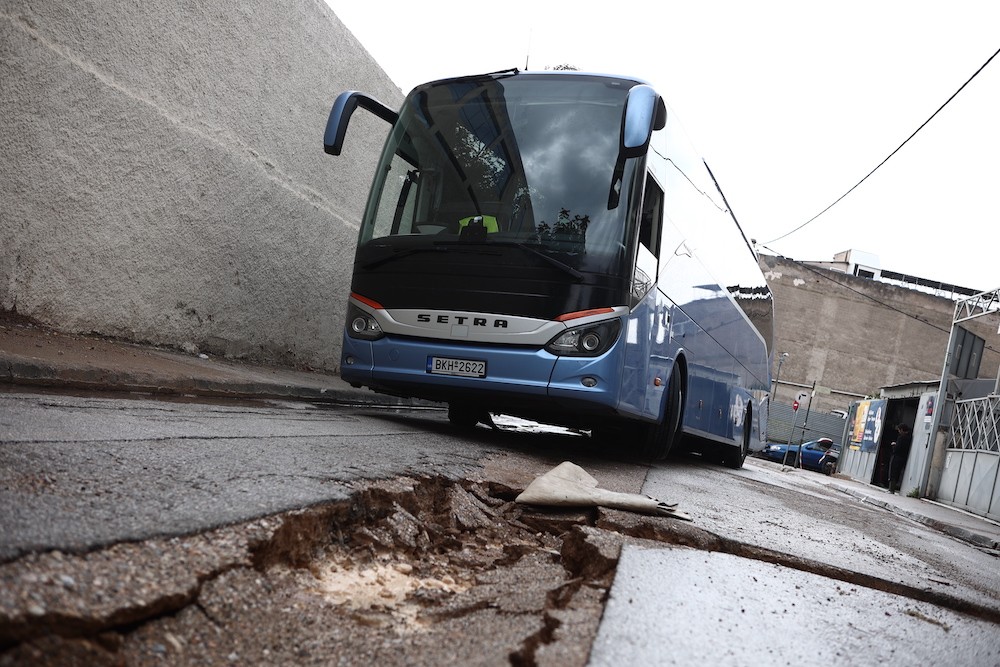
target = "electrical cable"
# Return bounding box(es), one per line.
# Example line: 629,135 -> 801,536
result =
759,245 -> 1000,356
764,44 -> 1000,245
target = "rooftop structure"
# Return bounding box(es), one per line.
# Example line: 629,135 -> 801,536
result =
803,249 -> 983,301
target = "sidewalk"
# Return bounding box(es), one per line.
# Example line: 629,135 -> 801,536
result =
821,472 -> 1000,551
0,313 -> 397,406
750,456 -> 1000,552
3,314 -> 999,552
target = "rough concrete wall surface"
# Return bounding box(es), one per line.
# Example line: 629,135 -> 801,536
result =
0,0 -> 404,370
761,255 -> 1000,413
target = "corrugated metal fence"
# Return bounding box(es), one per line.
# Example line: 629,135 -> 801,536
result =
767,402 -> 849,445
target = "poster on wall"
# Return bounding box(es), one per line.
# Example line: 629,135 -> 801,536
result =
862,399 -> 886,453
850,400 -> 869,448
850,399 -> 887,453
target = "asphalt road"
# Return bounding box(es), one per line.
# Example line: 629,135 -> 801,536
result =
0,392 -> 515,561
2,391 -> 999,665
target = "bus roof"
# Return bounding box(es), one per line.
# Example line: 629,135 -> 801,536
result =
410,68 -> 651,93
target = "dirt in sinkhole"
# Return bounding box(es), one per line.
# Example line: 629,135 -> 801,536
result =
0,475 -> 660,667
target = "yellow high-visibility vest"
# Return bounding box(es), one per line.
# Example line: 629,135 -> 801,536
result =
458,215 -> 499,233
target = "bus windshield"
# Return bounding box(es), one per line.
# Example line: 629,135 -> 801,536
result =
358,74 -> 640,278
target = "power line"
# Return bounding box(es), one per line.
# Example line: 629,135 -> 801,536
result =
760,246 -> 1000,357
765,44 -> 1000,245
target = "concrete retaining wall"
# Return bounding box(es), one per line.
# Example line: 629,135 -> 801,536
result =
1,0 -> 403,370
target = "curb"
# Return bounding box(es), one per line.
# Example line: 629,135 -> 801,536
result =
0,355 -> 429,409
835,485 -> 1000,551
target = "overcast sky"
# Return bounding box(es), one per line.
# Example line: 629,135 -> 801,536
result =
326,1 -> 999,293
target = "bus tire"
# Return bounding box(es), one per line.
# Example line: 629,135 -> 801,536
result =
637,364 -> 683,461
722,405 -> 752,469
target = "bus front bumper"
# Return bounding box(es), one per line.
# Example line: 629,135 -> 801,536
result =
341,333 -> 625,421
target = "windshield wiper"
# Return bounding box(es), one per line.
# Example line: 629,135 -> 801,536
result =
362,240 -> 585,282
446,240 -> 584,282
360,245 -> 449,270
512,242 -> 585,282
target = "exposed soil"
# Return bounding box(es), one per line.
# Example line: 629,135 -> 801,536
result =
0,474 -> 643,666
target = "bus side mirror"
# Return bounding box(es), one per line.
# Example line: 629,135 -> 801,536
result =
620,85 -> 667,157
609,85 -> 667,209
323,91 -> 399,155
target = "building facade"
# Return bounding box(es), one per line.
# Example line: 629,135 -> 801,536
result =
760,254 -> 999,416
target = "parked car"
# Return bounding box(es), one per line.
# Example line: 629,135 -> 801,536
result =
819,443 -> 841,475
758,438 -> 835,471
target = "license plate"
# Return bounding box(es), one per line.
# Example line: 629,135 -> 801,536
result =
427,356 -> 487,378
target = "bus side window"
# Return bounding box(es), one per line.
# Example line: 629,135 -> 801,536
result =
639,174 -> 664,259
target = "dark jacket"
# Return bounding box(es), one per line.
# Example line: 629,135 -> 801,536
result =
893,431 -> 913,460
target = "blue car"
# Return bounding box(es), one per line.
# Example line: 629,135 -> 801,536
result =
758,438 -> 835,471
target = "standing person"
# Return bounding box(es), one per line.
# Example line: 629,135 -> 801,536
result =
888,423 -> 913,494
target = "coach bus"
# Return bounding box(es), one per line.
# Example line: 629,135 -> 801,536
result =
323,69 -> 773,466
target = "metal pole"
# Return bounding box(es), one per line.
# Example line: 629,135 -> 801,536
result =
800,380 -> 817,440
918,304 -> 958,498
783,408 -> 799,468
795,380 -> 817,467
772,353 -> 788,401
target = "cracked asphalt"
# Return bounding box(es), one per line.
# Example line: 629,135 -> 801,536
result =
1,473 -> 633,666
2,391 -> 1000,665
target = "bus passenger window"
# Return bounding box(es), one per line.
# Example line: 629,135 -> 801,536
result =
639,175 -> 664,258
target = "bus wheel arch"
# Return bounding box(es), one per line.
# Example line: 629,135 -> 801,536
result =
636,355 -> 686,461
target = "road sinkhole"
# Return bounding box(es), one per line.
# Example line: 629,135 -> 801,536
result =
1,475 -> 620,666
3,473 -> 998,666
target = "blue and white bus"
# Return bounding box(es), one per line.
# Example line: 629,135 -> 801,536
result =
324,69 -> 773,466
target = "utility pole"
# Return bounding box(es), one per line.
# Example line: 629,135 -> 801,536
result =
783,405 -> 800,469
772,352 -> 789,401
795,380 -> 817,467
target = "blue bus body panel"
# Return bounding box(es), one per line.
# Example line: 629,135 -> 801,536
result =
619,290 -> 675,422
342,331 -> 627,416
546,339 -> 627,411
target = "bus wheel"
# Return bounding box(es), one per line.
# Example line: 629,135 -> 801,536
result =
722,405 -> 752,469
637,365 -> 683,461
448,403 -> 486,429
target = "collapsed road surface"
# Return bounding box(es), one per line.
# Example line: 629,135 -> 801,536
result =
1,391 -> 999,665
1,472 -> 621,665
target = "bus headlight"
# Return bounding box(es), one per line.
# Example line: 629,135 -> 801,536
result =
545,319 -> 621,357
345,304 -> 384,340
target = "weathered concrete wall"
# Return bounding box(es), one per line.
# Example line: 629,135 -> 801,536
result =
0,0 -> 403,370
761,255 -> 1000,414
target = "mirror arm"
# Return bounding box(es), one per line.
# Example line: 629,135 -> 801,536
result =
324,91 -> 398,155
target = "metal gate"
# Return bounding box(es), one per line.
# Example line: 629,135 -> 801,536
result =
936,395 -> 1000,520
921,288 -> 1000,521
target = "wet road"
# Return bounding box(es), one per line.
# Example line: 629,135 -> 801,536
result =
588,458 -> 1000,665
2,390 -> 999,665
0,392 -> 507,561
644,458 -> 1000,611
